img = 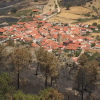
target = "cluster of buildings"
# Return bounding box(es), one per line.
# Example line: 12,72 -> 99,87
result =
0,13 -> 100,55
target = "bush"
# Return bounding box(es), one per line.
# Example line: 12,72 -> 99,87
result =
92,22 -> 97,26
66,2 -> 71,10
97,24 -> 100,29
89,5 -> 91,7
92,15 -> 98,19
91,43 -> 95,47
55,4 -> 58,8
85,13 -> 90,17
77,18 -> 90,22
11,7 -> 17,13
90,1 -> 92,4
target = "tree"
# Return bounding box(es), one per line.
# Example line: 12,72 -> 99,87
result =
91,43 -> 95,47
11,7 -> 17,13
75,60 -> 98,100
0,45 -> 5,66
66,2 -> 71,10
35,47 -> 45,75
78,54 -> 88,66
10,47 -> 32,90
0,45 -> 9,70
38,49 -> 59,88
49,55 -> 59,86
0,73 -> 15,100
92,22 -> 97,26
97,24 -> 100,29
39,88 -> 64,100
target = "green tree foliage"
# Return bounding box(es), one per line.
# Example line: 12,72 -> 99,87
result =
66,2 -> 71,10
92,22 -> 97,26
10,47 -> 32,89
11,7 -> 17,13
0,74 -> 64,100
39,88 -> 64,100
0,73 -> 15,100
91,43 -> 95,47
97,24 -> 100,29
85,13 -> 90,17
13,91 -> 38,100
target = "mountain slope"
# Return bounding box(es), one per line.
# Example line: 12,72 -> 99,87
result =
61,0 -> 92,6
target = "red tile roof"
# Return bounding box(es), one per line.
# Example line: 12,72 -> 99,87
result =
31,43 -> 39,47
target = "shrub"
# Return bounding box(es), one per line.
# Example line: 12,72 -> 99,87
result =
89,5 -> 91,7
97,24 -> 100,29
85,13 -> 90,17
90,1 -> 92,4
11,7 -> 17,13
66,2 -> 71,10
92,22 -> 97,26
92,15 -> 98,19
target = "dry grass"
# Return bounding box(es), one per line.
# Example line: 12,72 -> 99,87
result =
90,33 -> 100,37
83,19 -> 100,25
64,6 -> 92,15
42,0 -> 56,13
87,49 -> 100,53
85,0 -> 100,14
48,16 -> 75,23
48,6 -> 92,23
58,12 -> 90,19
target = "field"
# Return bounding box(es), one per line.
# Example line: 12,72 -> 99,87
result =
83,19 -> 100,25
85,0 -> 100,14
90,33 -> 100,37
48,6 -> 93,23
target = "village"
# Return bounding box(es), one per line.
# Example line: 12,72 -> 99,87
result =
0,0 -> 100,63
1,1 -> 100,100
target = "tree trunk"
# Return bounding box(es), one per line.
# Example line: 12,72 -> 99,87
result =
45,66 -> 48,88
36,63 -> 39,75
17,65 -> 20,90
51,77 -> 53,86
81,76 -> 84,100
81,88 -> 83,100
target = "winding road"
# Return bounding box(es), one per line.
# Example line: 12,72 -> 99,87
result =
42,0 -> 61,20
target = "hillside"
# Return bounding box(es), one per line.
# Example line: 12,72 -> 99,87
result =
61,0 -> 92,6
0,0 -> 48,12
85,0 -> 100,15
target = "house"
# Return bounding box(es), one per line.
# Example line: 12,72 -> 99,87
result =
32,34 -> 43,43
89,26 -> 98,31
0,28 -> 5,35
31,42 -> 39,48
94,44 -> 100,49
